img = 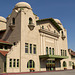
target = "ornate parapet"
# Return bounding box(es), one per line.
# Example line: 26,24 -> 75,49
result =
39,29 -> 60,38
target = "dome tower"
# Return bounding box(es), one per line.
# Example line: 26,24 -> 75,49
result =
15,2 -> 32,9
0,16 -> 6,30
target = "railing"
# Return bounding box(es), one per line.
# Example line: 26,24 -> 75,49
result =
61,34 -> 66,40
9,23 -> 15,30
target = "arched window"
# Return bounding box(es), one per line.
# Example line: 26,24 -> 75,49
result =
12,18 -> 15,25
29,18 -> 33,24
52,48 -> 54,55
46,47 -> 48,55
63,61 -> 67,67
61,31 -> 63,36
49,47 -> 51,55
42,26 -> 44,29
27,60 -> 35,68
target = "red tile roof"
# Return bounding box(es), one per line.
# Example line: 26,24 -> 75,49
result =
0,51 -> 9,56
71,52 -> 75,56
0,39 -> 12,45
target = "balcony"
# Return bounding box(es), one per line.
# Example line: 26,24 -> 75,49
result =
39,29 -> 60,38
39,54 -> 68,60
61,34 -> 66,40
9,23 -> 15,30
28,23 -> 35,30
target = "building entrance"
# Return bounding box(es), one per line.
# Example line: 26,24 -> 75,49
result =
46,60 -> 55,71
72,62 -> 75,69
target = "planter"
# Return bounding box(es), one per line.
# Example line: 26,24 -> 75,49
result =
64,68 -> 67,70
30,68 -> 35,72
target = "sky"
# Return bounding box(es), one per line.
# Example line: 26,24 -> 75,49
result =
0,0 -> 75,51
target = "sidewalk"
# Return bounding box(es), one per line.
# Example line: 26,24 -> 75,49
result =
0,69 -> 75,75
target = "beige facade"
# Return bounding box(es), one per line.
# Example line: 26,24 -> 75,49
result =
0,2 -> 75,73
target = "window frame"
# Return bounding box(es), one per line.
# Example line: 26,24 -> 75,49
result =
33,45 -> 36,54
52,48 -> 54,55
17,59 -> 19,67
61,49 -> 62,56
46,47 -> 48,55
27,60 -> 35,68
63,61 -> 67,67
30,44 -> 32,54
29,18 -> 33,24
9,59 -> 12,67
25,43 -> 29,53
63,50 -> 64,56
49,47 -> 51,55
13,59 -> 16,67
12,18 -> 15,25
65,50 -> 67,56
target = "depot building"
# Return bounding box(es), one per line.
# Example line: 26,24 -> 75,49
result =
0,2 -> 75,73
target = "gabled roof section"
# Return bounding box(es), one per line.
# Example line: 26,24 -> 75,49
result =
36,18 -> 62,31
0,51 -> 9,56
68,49 -> 75,56
0,39 -> 12,45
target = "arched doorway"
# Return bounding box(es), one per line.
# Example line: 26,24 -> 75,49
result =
72,62 -> 75,69
27,60 -> 35,72
63,61 -> 67,70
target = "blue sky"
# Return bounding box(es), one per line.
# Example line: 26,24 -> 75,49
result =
0,0 -> 75,51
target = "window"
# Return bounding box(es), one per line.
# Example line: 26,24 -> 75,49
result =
61,31 -> 63,36
46,60 -> 55,64
49,47 -> 51,55
9,59 -> 12,67
61,49 -> 67,56
49,60 -> 51,63
46,47 -> 48,55
42,26 -> 44,29
61,49 -> 62,56
13,42 -> 16,45
65,50 -> 67,56
29,18 -> 32,24
46,60 -> 49,63
0,45 -> 3,49
25,43 -> 28,53
52,60 -> 55,63
30,44 -> 32,53
63,61 -> 67,67
27,60 -> 35,68
13,59 -> 16,67
63,50 -> 64,56
4,46 -> 8,50
17,59 -> 19,67
52,48 -> 54,55
12,18 -> 15,25
33,45 -> 36,54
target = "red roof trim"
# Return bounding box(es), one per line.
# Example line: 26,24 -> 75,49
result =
0,39 -> 12,45
71,52 -> 75,56
0,51 -> 9,56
